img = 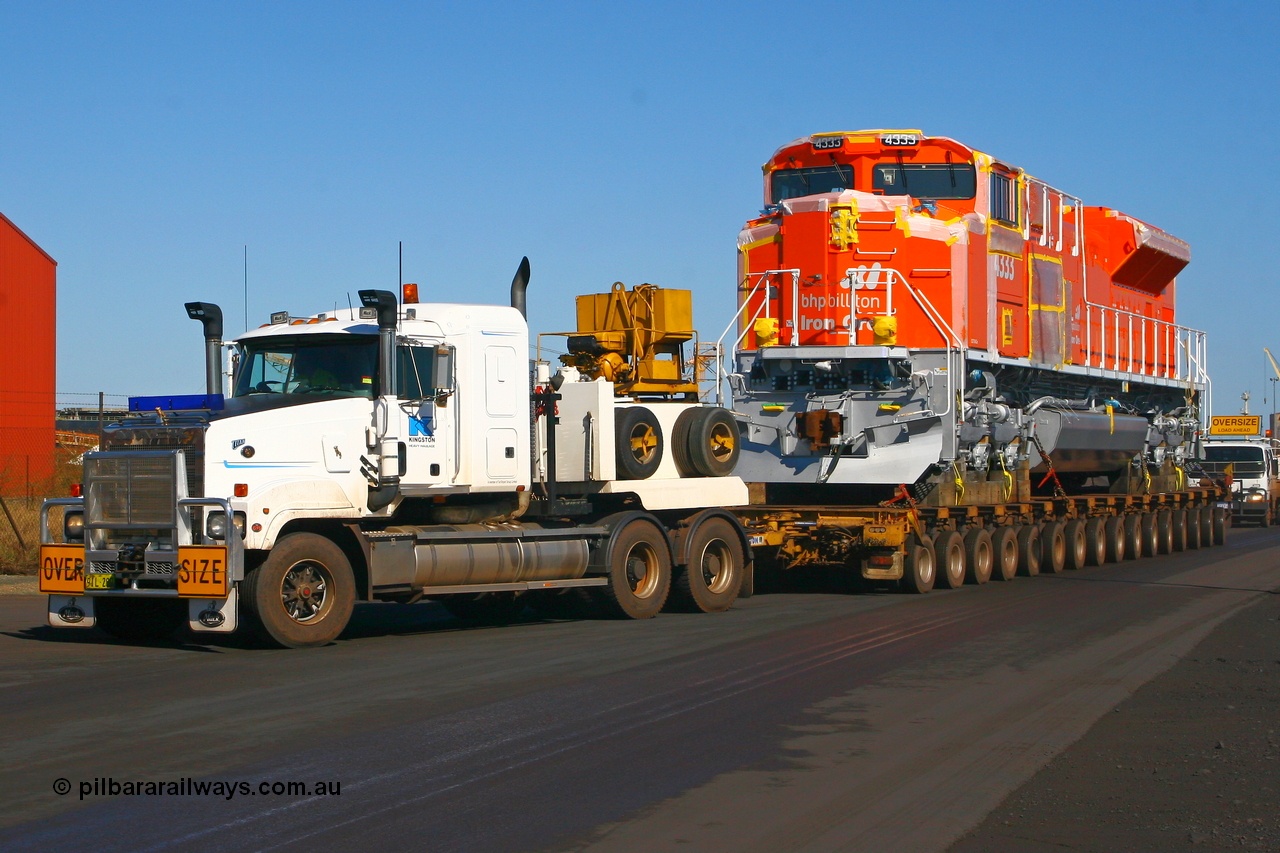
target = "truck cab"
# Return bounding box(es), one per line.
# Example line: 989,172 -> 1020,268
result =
1201,436 -> 1280,526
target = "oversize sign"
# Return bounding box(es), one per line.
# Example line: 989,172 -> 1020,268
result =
39,545 -> 86,594
1208,415 -> 1262,436
177,546 -> 229,598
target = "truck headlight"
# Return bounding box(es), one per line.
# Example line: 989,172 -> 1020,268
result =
205,511 -> 246,541
63,511 -> 85,542
1248,491 -> 1265,502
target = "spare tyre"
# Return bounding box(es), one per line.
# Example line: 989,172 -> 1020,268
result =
615,406 -> 663,479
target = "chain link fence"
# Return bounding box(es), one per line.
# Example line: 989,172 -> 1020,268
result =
0,392 -> 131,573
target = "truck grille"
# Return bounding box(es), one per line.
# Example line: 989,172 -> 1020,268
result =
85,453 -> 181,528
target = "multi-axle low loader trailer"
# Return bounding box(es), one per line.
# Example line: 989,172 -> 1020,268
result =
39,262 -> 753,647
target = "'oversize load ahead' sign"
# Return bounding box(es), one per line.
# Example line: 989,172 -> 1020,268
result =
1209,415 -> 1262,436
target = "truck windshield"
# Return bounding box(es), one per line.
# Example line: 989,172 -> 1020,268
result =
770,165 -> 853,204
232,334 -> 378,399
1202,445 -> 1267,476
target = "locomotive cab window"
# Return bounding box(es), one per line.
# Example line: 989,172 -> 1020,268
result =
872,163 -> 975,199
770,165 -> 854,204
990,172 -> 1020,226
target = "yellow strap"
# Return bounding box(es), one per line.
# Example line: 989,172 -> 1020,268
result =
1105,403 -> 1115,435
997,452 -> 1013,501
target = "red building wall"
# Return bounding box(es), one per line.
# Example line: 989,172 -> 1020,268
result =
0,213 -> 56,495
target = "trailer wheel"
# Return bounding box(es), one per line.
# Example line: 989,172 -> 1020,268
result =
672,517 -> 744,613
1016,525 -> 1041,576
1198,506 -> 1214,545
1085,518 -> 1107,566
94,597 -> 186,643
672,408 -> 740,478
1171,509 -> 1188,552
934,530 -> 966,590
1139,513 -> 1159,557
902,534 -> 935,594
1063,520 -> 1088,571
990,527 -> 1019,582
1185,508 -> 1202,549
1157,510 -> 1174,554
963,528 -> 993,585
615,406 -> 664,480
1104,516 -> 1126,562
242,533 -> 356,648
1123,514 -> 1142,560
1212,506 -> 1228,545
1039,522 -> 1066,574
598,517 -> 672,618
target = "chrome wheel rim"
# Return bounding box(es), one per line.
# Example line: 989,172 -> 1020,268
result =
281,561 -> 332,623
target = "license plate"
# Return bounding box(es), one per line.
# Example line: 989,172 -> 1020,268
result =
84,573 -> 115,590
177,546 -> 229,598
1216,501 -> 1232,509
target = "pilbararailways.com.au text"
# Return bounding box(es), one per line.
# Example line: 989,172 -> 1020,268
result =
54,777 -> 341,801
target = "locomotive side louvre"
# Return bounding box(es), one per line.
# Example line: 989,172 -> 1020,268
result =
728,130 -> 1206,498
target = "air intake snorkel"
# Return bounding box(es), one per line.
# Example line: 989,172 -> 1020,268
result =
184,302 -> 224,397
357,289 -> 400,511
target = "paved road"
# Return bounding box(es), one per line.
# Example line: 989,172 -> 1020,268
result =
2,527 -> 1277,852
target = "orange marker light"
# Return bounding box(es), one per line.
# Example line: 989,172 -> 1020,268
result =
402,282 -> 419,304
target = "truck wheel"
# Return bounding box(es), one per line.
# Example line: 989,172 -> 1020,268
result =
242,533 -> 356,648
1039,522 -> 1066,574
990,527 -> 1019,582
901,534 -> 935,594
673,408 -> 740,478
1123,514 -> 1142,560
672,517 -> 744,612
440,593 -> 526,624
1185,509 -> 1202,549
1140,513 -> 1159,557
615,406 -> 663,480
963,528 -> 993,585
1016,524 -> 1041,576
1104,516 -> 1126,562
1198,506 -> 1214,545
1085,518 -> 1107,565
95,597 -> 186,643
598,517 -> 672,618
1212,507 -> 1228,545
1063,520 -> 1088,571
934,530 -> 966,589
1171,509 -> 1188,552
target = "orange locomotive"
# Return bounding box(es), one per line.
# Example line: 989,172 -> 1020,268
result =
726,130 -> 1208,501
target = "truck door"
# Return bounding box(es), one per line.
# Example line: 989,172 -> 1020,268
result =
397,343 -> 453,487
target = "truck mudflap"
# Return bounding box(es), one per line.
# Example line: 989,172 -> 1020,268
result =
46,590 -> 239,633
188,587 -> 238,633
48,595 -> 95,629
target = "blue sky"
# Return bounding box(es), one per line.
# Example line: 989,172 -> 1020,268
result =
2,1 -> 1277,416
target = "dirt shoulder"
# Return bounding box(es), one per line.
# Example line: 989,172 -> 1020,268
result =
951,588 -> 1280,852
0,575 -> 39,595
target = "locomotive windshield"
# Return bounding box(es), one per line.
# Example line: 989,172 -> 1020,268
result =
770,165 -> 853,203
872,163 -> 976,199
232,334 -> 378,399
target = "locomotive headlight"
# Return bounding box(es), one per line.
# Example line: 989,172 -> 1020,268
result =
63,511 -> 85,542
206,511 -> 247,541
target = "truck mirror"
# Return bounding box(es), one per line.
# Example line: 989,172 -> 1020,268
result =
433,345 -> 456,395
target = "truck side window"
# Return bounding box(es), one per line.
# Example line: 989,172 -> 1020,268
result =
396,345 -> 434,399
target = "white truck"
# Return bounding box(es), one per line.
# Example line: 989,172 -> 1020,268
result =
38,260 -> 751,647
1200,425 -> 1280,526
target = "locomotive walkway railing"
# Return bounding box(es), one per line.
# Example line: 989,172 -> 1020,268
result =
1084,301 -> 1209,386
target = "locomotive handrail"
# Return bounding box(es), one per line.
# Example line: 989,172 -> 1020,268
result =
1084,300 -> 1208,390
712,268 -> 800,405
